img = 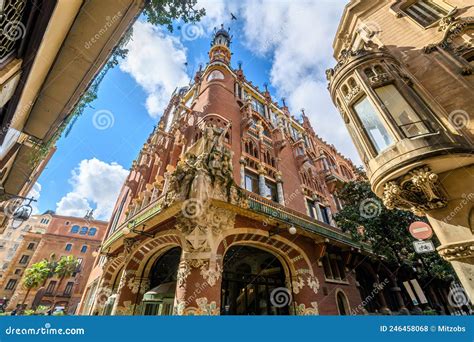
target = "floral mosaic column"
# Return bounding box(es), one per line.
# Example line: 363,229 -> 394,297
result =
173,257 -> 223,315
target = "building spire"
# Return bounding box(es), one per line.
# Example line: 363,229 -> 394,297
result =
209,24 -> 232,64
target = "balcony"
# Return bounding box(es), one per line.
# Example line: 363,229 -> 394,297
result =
244,191 -> 371,251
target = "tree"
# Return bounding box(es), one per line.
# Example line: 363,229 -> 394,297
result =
333,180 -> 454,281
21,260 -> 51,308
143,0 -> 206,32
50,256 -> 80,309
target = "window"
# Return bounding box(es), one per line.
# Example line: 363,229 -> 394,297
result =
337,291 -> 350,315
76,258 -> 83,272
244,171 -> 260,195
14,269 -> 21,275
353,95 -> 394,153
65,244 -> 72,252
264,180 -> 278,202
88,228 -> 97,236
375,84 -> 430,138
405,0 -> 448,27
307,199 -> 318,219
252,99 -> 265,117
64,282 -> 74,296
322,253 -> 346,281
81,245 -> 88,253
46,281 -> 57,294
5,279 -> 17,290
207,70 -> 224,81
319,205 -> 332,225
80,227 -> 88,235
27,243 -> 35,250
71,225 -> 80,233
19,255 -> 29,264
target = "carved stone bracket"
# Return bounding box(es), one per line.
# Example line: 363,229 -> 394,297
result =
438,239 -> 474,262
382,166 -> 447,216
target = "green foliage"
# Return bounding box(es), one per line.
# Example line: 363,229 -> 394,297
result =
144,0 -> 206,31
23,309 -> 36,316
54,255 -> 80,280
22,260 -> 52,291
334,180 -> 455,280
31,1 -> 205,166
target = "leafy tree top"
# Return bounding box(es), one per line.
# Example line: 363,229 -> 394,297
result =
334,180 -> 454,281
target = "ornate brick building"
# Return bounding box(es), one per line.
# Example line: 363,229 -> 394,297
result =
81,27 -> 454,316
327,0 -> 473,300
0,212 -> 107,313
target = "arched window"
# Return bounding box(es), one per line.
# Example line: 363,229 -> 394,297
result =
336,291 -> 350,315
71,225 -> 80,234
207,70 -> 225,81
88,228 -> 97,236
80,227 -> 88,235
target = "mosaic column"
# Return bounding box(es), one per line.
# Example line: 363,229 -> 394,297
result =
111,239 -> 141,315
276,172 -> 285,205
239,158 -> 246,188
289,273 -> 320,315
257,163 -> 268,198
174,256 -> 222,315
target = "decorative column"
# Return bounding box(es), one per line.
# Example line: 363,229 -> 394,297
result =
239,158 -> 246,188
257,163 -> 268,198
276,172 -> 285,205
174,255 -> 222,315
290,273 -> 320,315
111,239 -> 140,315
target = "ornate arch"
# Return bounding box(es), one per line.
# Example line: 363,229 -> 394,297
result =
125,231 -> 184,276
216,228 -> 320,295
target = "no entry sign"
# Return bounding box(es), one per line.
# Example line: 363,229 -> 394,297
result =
409,221 -> 433,240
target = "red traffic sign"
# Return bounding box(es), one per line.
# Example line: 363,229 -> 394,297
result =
409,221 -> 433,240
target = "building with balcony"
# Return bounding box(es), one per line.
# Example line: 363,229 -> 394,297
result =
78,27 -> 458,316
0,212 -> 107,313
0,0 -> 145,233
326,0 -> 474,301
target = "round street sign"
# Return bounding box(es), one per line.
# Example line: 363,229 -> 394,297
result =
409,221 -> 433,240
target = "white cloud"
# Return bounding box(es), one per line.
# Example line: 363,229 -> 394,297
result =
194,0 -> 360,163
56,158 -> 128,220
27,182 -> 42,214
120,21 -> 190,118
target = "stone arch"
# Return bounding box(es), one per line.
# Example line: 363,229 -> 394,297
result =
102,255 -> 126,288
126,231 -> 184,279
216,229 -> 319,295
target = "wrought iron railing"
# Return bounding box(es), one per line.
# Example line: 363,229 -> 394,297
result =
245,190 -> 370,250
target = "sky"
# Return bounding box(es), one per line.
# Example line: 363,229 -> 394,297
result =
31,0 -> 357,221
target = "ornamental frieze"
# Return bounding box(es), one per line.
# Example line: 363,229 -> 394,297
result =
382,166 -> 447,216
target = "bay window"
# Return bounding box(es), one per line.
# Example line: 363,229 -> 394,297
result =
375,84 -> 430,138
353,95 -> 394,153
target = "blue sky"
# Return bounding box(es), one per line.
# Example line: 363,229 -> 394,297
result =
32,0 -> 355,220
